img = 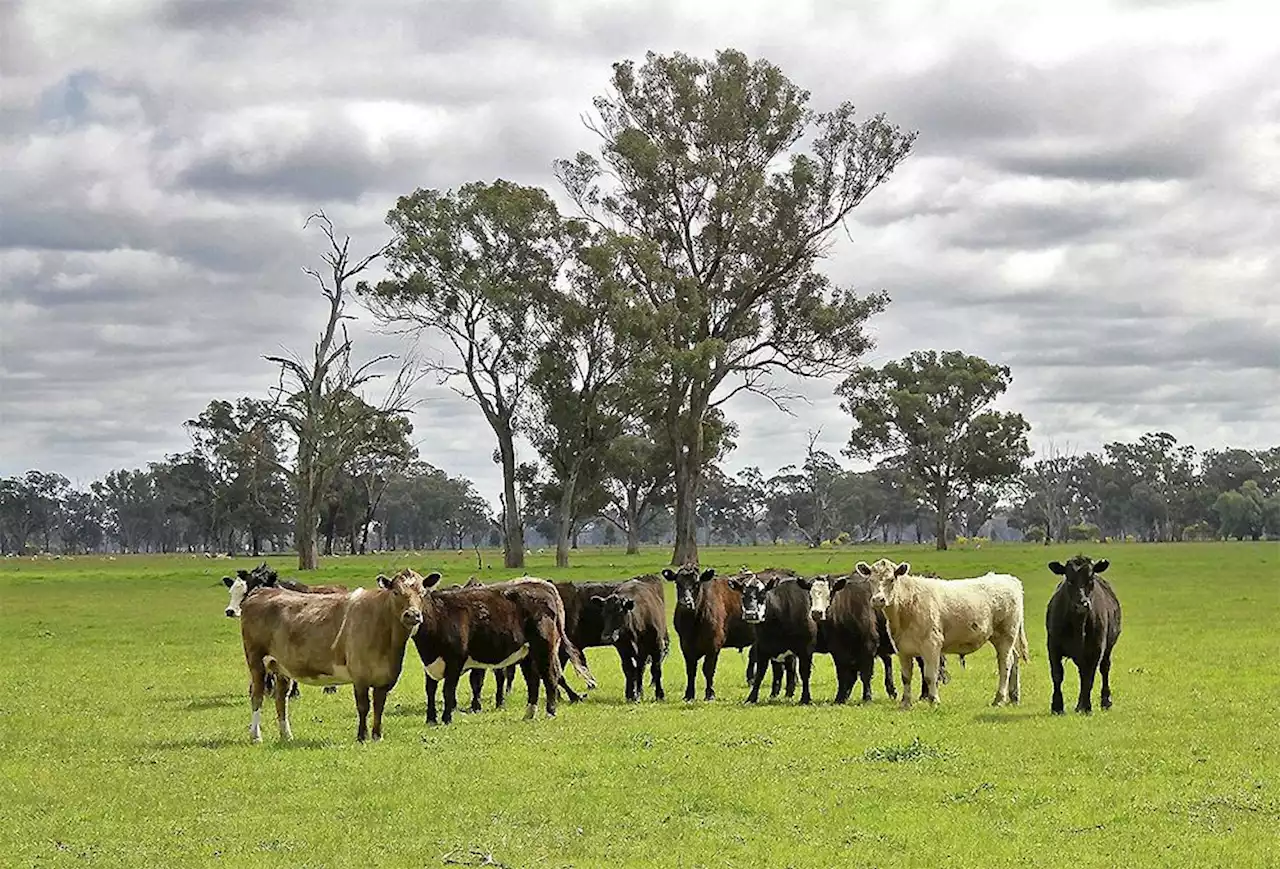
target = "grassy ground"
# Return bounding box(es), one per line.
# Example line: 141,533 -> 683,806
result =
0,542 -> 1276,868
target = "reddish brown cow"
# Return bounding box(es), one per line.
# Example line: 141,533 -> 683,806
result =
666,564 -> 757,702
410,573 -> 595,724
237,570 -> 427,742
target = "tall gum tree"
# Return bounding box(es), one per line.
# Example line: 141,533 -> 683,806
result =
838,350 -> 1031,551
556,48 -> 916,565
361,180 -> 580,569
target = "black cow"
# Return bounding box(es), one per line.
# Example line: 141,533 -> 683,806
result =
729,571 -> 834,705
1047,555 -> 1122,714
554,580 -> 631,702
591,574 -> 669,701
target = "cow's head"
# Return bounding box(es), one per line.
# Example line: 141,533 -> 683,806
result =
727,571 -> 776,623
662,564 -> 716,610
798,574 -> 847,621
1048,555 -> 1108,614
221,563 -> 278,617
376,568 -> 435,633
857,559 -> 911,610
591,593 -> 635,644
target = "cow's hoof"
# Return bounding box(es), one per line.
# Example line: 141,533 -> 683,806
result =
524,704 -> 536,721
1051,706 -> 1065,715
899,699 -> 912,710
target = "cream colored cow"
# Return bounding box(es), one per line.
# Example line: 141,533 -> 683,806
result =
857,558 -> 1028,708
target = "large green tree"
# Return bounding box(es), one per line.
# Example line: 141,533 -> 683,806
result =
363,180 -> 580,569
556,48 -> 916,565
838,350 -> 1031,550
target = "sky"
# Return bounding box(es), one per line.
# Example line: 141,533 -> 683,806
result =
1,0 -> 1277,505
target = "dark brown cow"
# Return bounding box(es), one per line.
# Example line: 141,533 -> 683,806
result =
553,580 -> 627,702
590,574 -> 669,702
1047,555 -> 1122,714
460,577 -> 517,712
665,564 -> 759,702
410,573 -> 595,725
237,570 -> 427,742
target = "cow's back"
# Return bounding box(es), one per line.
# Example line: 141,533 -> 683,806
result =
823,576 -> 879,656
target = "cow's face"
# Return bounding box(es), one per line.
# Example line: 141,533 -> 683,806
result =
222,565 -> 277,617
857,559 -> 910,610
727,572 -> 775,623
662,565 -> 716,610
798,575 -> 847,621
378,569 -> 434,632
1048,556 -> 1108,614
592,594 -> 635,643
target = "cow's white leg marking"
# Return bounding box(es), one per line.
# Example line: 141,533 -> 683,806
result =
278,716 -> 292,740
250,709 -> 262,743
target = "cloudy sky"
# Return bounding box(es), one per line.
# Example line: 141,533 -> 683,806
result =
2,0 -> 1277,504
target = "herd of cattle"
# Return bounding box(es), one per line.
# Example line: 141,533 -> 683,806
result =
221,554 -> 1123,743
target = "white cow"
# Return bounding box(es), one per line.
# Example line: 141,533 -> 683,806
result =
857,558 -> 1028,708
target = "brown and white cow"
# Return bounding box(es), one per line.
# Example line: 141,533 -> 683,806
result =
859,558 -> 1028,708
237,569 -> 427,742
409,572 -> 595,724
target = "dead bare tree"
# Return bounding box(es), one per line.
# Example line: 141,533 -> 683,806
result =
266,211 -> 417,570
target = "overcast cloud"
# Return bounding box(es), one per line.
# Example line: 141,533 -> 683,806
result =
1,0 -> 1277,503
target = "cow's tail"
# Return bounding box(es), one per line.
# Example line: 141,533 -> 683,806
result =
542,582 -> 596,690
561,635 -> 596,690
1016,618 -> 1030,662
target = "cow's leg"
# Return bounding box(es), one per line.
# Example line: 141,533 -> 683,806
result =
248,657 -> 267,743
1075,655 -> 1099,714
441,663 -> 463,725
273,675 -> 293,740
784,656 -> 798,699
354,684 -> 371,742
619,650 -> 639,702
541,662 -> 558,719
1050,652 -> 1066,714
288,680 -> 301,700
557,647 -> 584,704
683,648 -> 699,702
744,648 -> 768,704
898,653 -> 915,709
832,656 -> 850,705
370,686 -> 388,741
798,653 -> 814,705
524,660 -> 542,721
881,653 -> 897,699
921,649 -> 943,706
859,651 -> 875,703
1099,648 -> 1114,710
494,667 -> 506,710
703,648 -> 722,701
744,652 -> 755,687
467,669 -> 485,713
991,638 -> 1014,707
769,659 -> 784,699
424,675 -> 439,725
1008,656 -> 1021,705
649,644 -> 665,701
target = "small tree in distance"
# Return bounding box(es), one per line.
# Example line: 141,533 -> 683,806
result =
838,350 -> 1031,551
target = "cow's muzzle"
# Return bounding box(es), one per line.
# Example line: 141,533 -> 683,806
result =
605,630 -> 622,644
225,608 -> 238,618
402,609 -> 423,628
870,595 -> 886,609
743,608 -> 765,624
810,609 -> 827,621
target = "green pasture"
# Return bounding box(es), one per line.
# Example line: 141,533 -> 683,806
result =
1,543 -> 1276,868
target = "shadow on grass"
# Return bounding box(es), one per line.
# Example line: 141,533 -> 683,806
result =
970,709 -> 1043,724
147,735 -> 246,751
152,692 -> 242,709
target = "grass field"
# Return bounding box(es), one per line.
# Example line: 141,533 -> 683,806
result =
1,542 -> 1276,868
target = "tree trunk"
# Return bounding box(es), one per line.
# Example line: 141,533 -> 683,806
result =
554,468 -> 578,568
625,490 -> 641,555
498,430 -> 525,569
671,434 -> 703,566
251,531 -> 261,557
934,491 -> 949,551
296,510 -> 319,570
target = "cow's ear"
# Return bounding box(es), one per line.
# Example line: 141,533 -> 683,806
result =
662,569 -> 677,581
832,577 -> 848,592
623,598 -> 636,611
795,577 -> 813,590
726,579 -> 743,591
699,568 -> 717,583
425,572 -> 442,588
1048,561 -> 1066,575
236,569 -> 251,579
377,574 -> 393,589
855,561 -> 872,577
222,576 -> 234,588
894,562 -> 910,577
1092,559 -> 1110,574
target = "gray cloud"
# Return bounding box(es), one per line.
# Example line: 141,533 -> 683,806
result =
2,0 -> 1277,506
